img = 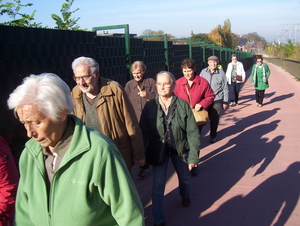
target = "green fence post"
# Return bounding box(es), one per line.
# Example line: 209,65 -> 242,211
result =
170,38 -> 192,58
139,34 -> 169,71
92,24 -> 131,80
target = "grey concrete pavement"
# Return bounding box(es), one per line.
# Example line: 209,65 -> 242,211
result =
133,61 -> 300,226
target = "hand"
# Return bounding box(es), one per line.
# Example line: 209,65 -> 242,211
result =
194,104 -> 202,111
222,104 -> 228,110
135,158 -> 145,166
188,164 -> 198,171
138,91 -> 146,98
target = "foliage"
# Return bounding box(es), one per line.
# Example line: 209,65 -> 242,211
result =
242,32 -> 267,46
265,41 -> 300,61
0,0 -> 43,27
140,29 -> 175,41
51,0 -> 85,30
207,19 -> 235,48
191,33 -> 214,44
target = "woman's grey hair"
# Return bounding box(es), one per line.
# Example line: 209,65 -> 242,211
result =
130,61 -> 147,73
72,56 -> 99,75
156,71 -> 176,85
7,73 -> 74,122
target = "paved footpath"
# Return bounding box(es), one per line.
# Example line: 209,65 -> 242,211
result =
133,61 -> 300,226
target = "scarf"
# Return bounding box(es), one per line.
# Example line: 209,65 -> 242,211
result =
253,63 -> 267,85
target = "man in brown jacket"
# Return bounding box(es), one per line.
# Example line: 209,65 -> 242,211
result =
70,56 -> 145,172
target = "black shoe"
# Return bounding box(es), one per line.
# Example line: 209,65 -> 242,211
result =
153,222 -> 165,226
191,167 -> 198,176
138,168 -> 145,177
182,196 -> 190,207
210,137 -> 217,143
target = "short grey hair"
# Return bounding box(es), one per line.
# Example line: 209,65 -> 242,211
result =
72,56 -> 99,74
130,61 -> 147,73
7,73 -> 74,122
156,71 -> 176,85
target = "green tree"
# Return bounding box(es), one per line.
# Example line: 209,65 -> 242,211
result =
51,0 -> 84,30
242,32 -> 267,46
140,29 -> 175,41
0,0 -> 42,27
191,33 -> 214,44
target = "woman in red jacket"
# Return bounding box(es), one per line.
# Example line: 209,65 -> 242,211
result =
173,58 -> 215,176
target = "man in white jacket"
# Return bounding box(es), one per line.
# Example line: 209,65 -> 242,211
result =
226,54 -> 246,106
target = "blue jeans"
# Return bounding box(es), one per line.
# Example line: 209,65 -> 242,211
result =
152,153 -> 190,224
229,82 -> 241,104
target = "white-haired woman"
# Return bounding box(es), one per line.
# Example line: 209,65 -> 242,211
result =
7,73 -> 144,226
139,71 -> 200,226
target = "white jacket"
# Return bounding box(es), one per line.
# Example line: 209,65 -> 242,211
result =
226,61 -> 246,84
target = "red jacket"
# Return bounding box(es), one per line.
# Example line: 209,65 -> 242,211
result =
0,137 -> 19,226
174,75 -> 215,110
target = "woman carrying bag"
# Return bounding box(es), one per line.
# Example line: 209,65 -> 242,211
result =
139,71 -> 200,226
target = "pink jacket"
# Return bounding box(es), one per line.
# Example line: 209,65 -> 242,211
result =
174,75 -> 215,110
0,137 -> 19,226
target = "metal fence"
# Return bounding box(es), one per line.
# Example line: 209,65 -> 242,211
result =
0,25 -> 254,156
265,58 -> 300,79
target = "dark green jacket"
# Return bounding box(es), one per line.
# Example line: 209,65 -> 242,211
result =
139,95 -> 200,165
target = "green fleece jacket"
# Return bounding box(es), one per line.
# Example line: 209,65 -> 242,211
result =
15,115 -> 144,226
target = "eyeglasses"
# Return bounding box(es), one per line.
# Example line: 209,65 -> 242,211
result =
73,73 -> 94,82
156,83 -> 171,88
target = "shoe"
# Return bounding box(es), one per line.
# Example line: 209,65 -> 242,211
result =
210,137 -> 217,143
256,103 -> 259,107
191,166 -> 198,176
153,223 -> 165,226
258,104 -> 263,107
138,168 -> 145,177
182,196 -> 190,207
229,102 -> 234,106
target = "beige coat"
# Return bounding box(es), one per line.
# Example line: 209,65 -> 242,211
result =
71,77 -> 145,170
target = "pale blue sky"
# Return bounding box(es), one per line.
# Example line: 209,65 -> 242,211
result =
1,0 -> 299,42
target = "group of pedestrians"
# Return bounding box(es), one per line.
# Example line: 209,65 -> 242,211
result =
1,54 -> 270,226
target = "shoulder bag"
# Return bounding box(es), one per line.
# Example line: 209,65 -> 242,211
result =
185,85 -> 210,126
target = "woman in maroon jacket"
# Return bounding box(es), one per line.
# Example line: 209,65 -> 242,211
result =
0,136 -> 19,226
173,58 -> 215,176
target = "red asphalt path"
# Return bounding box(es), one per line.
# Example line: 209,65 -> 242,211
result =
133,61 -> 300,226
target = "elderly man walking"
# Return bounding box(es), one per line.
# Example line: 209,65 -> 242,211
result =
200,56 -> 229,143
70,56 -> 145,172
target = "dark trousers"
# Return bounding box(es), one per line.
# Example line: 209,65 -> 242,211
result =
208,102 -> 222,138
229,82 -> 241,104
255,89 -> 265,105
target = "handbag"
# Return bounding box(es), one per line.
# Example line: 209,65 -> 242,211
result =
236,74 -> 242,82
185,85 -> 210,126
191,108 -> 210,126
145,103 -> 174,165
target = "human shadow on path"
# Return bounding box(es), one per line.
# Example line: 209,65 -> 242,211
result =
199,161 -> 300,226
201,108 -> 280,149
152,120 -> 282,226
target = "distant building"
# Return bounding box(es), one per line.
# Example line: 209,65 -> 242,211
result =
237,38 -> 264,55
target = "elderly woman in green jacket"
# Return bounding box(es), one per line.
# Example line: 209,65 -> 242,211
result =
139,71 -> 200,226
250,56 -> 271,107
